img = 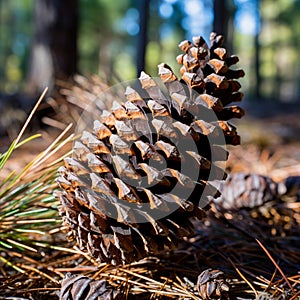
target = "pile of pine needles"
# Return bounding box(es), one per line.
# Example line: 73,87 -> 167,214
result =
3,197 -> 298,299
55,196 -> 299,299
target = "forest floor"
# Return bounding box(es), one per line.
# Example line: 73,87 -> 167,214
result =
0,100 -> 299,299
228,100 -> 300,180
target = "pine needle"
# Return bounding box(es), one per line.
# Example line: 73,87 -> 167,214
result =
0,256 -> 25,273
20,264 -> 59,284
256,238 -> 294,293
14,87 -> 48,147
228,257 -> 258,298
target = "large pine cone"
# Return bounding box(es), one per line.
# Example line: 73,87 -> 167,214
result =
57,32 -> 245,265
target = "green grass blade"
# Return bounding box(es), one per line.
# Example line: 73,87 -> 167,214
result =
0,256 -> 25,273
0,141 -> 16,170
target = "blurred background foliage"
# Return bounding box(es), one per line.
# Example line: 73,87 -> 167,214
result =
1,0 -> 300,103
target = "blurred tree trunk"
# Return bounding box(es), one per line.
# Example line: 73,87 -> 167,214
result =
213,0 -> 235,53
213,0 -> 226,35
254,28 -> 261,99
136,0 -> 150,77
254,0 -> 261,99
26,0 -> 78,97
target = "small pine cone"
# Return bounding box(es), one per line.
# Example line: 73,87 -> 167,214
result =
214,173 -> 287,210
196,269 -> 230,300
60,274 -> 122,300
57,32 -> 245,265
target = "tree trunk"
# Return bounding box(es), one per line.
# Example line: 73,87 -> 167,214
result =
213,0 -> 235,62
254,29 -> 261,99
26,0 -> 78,97
213,0 -> 227,35
254,0 -> 261,100
136,0 -> 150,77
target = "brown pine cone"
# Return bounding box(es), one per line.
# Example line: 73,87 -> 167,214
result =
214,173 -> 286,210
196,269 -> 230,300
60,274 -> 122,300
57,32 -> 245,265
